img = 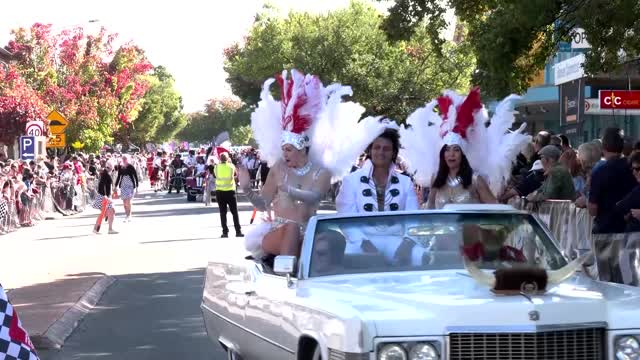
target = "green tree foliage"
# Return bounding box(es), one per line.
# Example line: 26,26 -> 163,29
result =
230,125 -> 254,146
223,0 -> 474,120
178,97 -> 253,145
380,0 -> 640,98
130,66 -> 187,144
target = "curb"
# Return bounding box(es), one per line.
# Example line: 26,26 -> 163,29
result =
31,275 -> 116,350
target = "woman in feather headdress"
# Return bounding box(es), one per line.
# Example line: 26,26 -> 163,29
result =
401,88 -> 531,209
239,70 -> 332,258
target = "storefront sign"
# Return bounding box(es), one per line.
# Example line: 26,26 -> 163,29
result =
554,53 -> 586,85
560,79 -> 584,125
599,90 -> 640,109
585,98 -> 640,115
571,28 -> 591,49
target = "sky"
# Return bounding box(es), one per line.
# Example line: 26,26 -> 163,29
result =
0,0 -> 381,112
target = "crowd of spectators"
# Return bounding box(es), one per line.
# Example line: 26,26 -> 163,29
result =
0,150 -> 147,235
498,127 -> 640,234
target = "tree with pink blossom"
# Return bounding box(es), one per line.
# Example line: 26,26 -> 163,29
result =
7,23 -> 153,152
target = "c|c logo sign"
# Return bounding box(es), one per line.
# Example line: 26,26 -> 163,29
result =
603,92 -> 622,108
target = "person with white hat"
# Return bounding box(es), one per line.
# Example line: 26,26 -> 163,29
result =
498,159 -> 545,203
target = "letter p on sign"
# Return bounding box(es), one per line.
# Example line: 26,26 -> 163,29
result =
20,136 -> 35,161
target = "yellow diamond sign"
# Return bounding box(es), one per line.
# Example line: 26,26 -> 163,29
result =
47,111 -> 68,134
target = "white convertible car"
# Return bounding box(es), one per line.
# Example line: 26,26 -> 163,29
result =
201,205 -> 640,360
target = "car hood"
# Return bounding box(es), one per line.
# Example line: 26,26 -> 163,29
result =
303,270 -> 640,336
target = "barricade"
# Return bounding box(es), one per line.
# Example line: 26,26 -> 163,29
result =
514,199 -> 640,286
0,178 -> 88,235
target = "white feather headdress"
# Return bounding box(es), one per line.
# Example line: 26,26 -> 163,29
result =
401,89 -> 531,195
250,69 -> 324,166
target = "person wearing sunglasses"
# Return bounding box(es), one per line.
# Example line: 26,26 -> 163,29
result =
615,152 -> 640,232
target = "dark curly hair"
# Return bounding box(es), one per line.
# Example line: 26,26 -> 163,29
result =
365,128 -> 401,163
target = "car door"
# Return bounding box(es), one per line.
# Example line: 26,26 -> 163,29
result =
242,267 -> 297,360
202,261 -> 251,354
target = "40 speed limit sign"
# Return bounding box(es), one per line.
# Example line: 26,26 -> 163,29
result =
25,121 -> 45,137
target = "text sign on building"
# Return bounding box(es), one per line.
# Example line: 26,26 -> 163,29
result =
571,28 -> 591,49
585,98 -> 640,115
560,80 -> 584,125
599,90 -> 640,109
554,53 -> 586,85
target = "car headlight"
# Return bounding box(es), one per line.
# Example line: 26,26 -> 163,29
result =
379,344 -> 407,360
409,343 -> 439,360
616,336 -> 640,360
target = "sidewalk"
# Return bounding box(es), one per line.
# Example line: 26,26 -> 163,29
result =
8,273 -> 115,350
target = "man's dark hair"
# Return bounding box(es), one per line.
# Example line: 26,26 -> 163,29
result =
365,127 -> 401,163
602,127 -> 624,153
559,135 -> 570,148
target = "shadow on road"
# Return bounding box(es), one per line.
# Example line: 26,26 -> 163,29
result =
40,268 -> 223,360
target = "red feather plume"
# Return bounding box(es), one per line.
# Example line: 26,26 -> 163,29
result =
437,95 -> 453,120
454,87 -> 482,139
275,71 -> 319,134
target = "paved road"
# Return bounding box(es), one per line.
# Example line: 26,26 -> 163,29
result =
4,185 -> 335,359
2,187 -> 253,360
40,268 -> 220,360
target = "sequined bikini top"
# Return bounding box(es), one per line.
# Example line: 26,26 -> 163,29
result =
433,174 -> 479,209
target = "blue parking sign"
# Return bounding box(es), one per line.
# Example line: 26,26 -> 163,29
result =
20,136 -> 36,161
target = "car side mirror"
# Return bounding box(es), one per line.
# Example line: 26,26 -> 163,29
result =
274,256 -> 297,287
274,256 -> 296,275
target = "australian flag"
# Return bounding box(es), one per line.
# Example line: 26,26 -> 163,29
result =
0,285 -> 39,360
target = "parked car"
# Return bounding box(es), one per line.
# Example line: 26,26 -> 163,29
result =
201,204 -> 640,360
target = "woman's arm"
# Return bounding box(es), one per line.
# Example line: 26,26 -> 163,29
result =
426,187 -> 437,209
241,163 -> 277,211
114,170 -> 122,188
476,176 -> 498,204
131,166 -> 139,188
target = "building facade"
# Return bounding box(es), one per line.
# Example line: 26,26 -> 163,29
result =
514,35 -> 640,146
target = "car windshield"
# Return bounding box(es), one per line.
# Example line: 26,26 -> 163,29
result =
308,213 -> 567,277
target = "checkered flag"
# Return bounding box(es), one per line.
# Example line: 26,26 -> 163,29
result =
0,285 -> 40,360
